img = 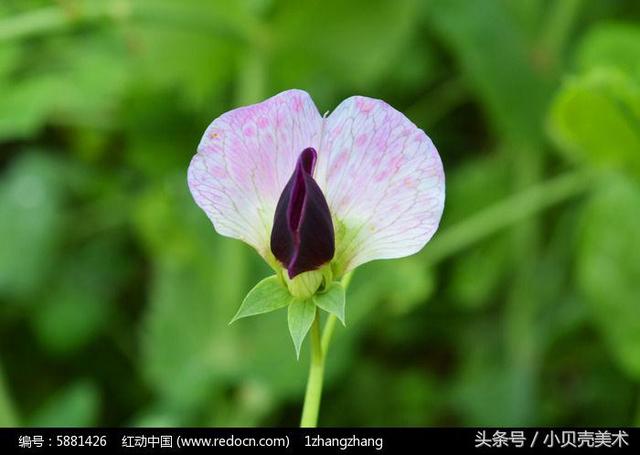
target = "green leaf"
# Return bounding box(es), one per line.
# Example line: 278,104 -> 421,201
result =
548,68 -> 640,175
0,31 -> 129,140
425,0 -> 550,143
288,299 -> 317,359
577,23 -> 640,81
231,275 -> 293,324
314,282 -> 346,326
578,177 -> 640,379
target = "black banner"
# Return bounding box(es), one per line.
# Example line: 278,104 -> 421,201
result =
0,428 -> 636,453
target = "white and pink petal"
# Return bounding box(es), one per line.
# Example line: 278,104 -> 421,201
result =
187,89 -> 323,262
316,96 -> 445,276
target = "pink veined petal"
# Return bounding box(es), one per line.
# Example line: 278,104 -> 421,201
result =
188,89 -> 323,262
316,96 -> 445,276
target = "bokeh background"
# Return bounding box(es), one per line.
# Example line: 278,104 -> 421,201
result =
1,0 -> 640,427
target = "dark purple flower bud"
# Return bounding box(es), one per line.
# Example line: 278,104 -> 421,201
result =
271,148 -> 335,278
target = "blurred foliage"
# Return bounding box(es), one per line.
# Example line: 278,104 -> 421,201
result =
1,0 -> 639,427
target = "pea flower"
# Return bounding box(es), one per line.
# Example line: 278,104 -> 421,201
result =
188,90 -> 444,357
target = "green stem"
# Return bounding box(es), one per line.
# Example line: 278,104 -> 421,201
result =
299,272 -> 353,427
300,315 -> 324,427
423,169 -> 593,265
321,315 -> 337,355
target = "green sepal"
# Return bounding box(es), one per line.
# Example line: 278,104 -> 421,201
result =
230,275 -> 292,324
313,281 -> 346,326
288,298 -> 316,359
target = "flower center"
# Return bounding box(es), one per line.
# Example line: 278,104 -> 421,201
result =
270,148 -> 335,279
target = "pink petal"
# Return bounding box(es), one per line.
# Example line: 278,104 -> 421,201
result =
316,96 -> 445,276
188,90 -> 323,261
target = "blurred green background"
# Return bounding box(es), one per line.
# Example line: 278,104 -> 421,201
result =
1,0 -> 640,427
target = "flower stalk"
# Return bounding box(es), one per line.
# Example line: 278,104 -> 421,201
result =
299,272 -> 353,427
300,313 -> 324,427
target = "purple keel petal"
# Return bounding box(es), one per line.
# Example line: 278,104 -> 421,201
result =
271,148 -> 335,278
188,90 -> 323,262
315,96 -> 445,277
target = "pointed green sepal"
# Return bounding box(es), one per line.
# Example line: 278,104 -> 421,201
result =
230,275 -> 292,324
313,281 -> 346,326
288,299 -> 316,359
